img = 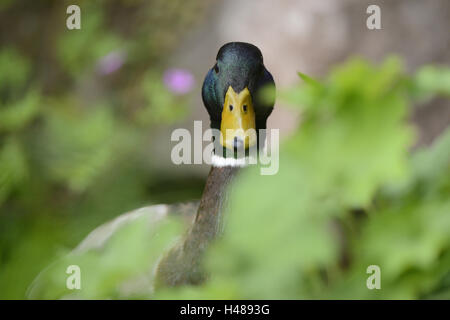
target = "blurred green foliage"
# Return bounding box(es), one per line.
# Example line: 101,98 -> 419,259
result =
156,58 -> 450,300
27,57 -> 450,300
0,0 -> 209,299
27,216 -> 182,299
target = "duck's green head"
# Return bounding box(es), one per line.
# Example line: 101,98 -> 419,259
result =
202,42 -> 275,152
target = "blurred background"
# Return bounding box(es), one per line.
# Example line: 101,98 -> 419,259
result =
0,0 -> 449,299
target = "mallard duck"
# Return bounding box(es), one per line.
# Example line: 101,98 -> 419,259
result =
28,42 -> 275,296
155,42 -> 275,287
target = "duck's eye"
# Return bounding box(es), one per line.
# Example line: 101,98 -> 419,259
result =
214,63 -> 219,74
243,105 -> 248,112
229,105 -> 233,111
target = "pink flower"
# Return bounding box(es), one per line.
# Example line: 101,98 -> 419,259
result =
163,68 -> 195,95
98,51 -> 125,75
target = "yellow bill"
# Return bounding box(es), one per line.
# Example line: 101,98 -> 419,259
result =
220,86 -> 257,150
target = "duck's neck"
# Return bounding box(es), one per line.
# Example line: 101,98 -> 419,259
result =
155,165 -> 239,287
189,165 -> 239,247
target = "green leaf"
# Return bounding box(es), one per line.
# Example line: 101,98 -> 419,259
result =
27,215 -> 182,299
0,138 -> 28,204
0,90 -> 40,132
